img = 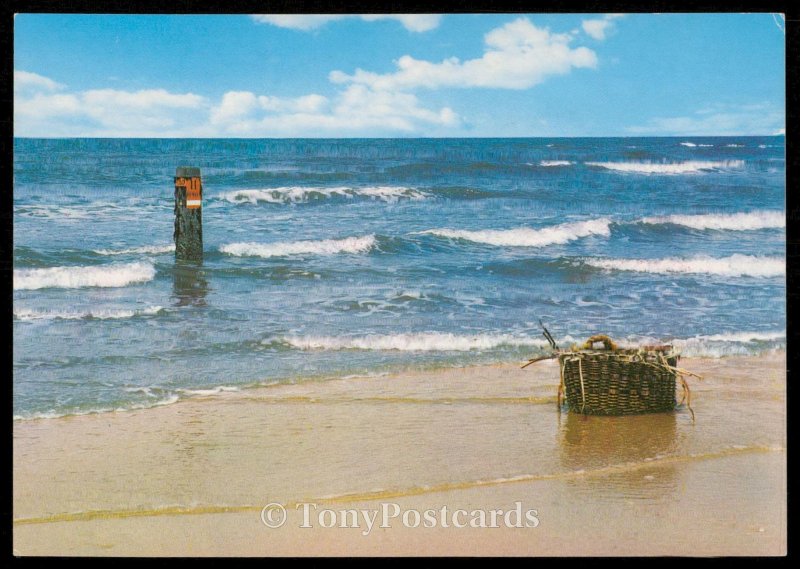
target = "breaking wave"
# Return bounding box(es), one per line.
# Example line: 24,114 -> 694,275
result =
14,262 -> 156,290
277,332 -> 553,352
94,244 -> 175,255
582,254 -> 784,278
639,211 -> 784,231
275,330 -> 783,358
618,331 -> 786,357
219,186 -> 427,204
420,219 -> 611,247
219,235 -> 376,258
585,160 -> 744,174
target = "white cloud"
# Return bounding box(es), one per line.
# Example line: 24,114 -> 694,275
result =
15,70 -> 457,137
208,90 -> 259,124
581,19 -> 612,40
330,18 -> 597,91
15,93 -> 82,119
15,77 -> 209,136
581,14 -> 624,41
12,18 -> 600,137
208,84 -> 458,136
251,15 -> 346,30
260,94 -> 329,113
627,104 -> 785,136
14,70 -> 65,92
359,15 -> 441,32
82,89 -> 205,110
209,91 -> 330,126
251,14 -> 441,32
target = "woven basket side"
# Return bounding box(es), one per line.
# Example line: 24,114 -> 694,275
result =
560,353 -> 677,416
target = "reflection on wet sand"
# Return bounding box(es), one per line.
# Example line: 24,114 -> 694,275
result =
560,412 -> 679,495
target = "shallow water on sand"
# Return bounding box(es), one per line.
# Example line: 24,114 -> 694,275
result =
14,354 -> 784,525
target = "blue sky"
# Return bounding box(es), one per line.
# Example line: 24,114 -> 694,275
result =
14,13 -> 786,137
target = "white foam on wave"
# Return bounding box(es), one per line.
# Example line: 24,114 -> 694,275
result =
585,160 -> 744,174
583,254 -> 784,278
94,244 -> 175,255
176,386 -> 240,397
15,204 -> 95,220
640,210 -> 784,231
680,142 -> 714,148
14,262 -> 156,290
13,395 -> 181,421
572,331 -> 785,358
14,305 -> 164,321
683,331 -> 785,343
126,384 -> 241,399
420,219 -> 611,247
220,186 -> 426,204
220,235 -> 376,258
14,384 -> 245,421
279,332 -> 553,352
14,201 -> 170,221
665,331 -> 784,357
538,160 -> 573,167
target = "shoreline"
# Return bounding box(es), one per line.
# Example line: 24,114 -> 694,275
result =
12,350 -> 785,423
14,352 -> 786,556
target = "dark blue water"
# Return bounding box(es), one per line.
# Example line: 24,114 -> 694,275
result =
13,137 -> 786,418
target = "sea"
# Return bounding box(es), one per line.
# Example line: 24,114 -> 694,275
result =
12,137 -> 786,420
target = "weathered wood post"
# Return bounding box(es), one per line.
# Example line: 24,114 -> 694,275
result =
174,167 -> 203,261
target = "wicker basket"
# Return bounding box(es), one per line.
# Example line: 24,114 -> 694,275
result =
558,335 -> 679,416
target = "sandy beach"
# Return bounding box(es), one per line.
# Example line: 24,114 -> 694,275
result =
13,353 -> 786,556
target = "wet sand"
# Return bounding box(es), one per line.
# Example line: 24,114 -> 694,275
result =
13,353 -> 786,556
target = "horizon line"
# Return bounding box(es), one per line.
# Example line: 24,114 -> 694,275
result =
13,134 -> 787,140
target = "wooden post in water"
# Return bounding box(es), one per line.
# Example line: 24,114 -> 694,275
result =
174,167 -> 203,262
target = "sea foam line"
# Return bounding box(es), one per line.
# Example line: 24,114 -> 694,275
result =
639,210 -> 784,231
93,244 -> 175,256
175,386 -> 241,397
420,219 -> 611,247
278,332 -> 555,352
585,160 -> 744,174
616,331 -> 786,348
681,331 -> 786,343
220,186 -> 427,204
668,331 -> 786,357
279,330 -> 783,356
583,254 -> 784,278
609,331 -> 785,358
14,305 -> 164,321
13,262 -> 156,290
220,235 -> 376,258
14,384 -> 242,422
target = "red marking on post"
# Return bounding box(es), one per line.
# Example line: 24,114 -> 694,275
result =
176,176 -> 202,209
